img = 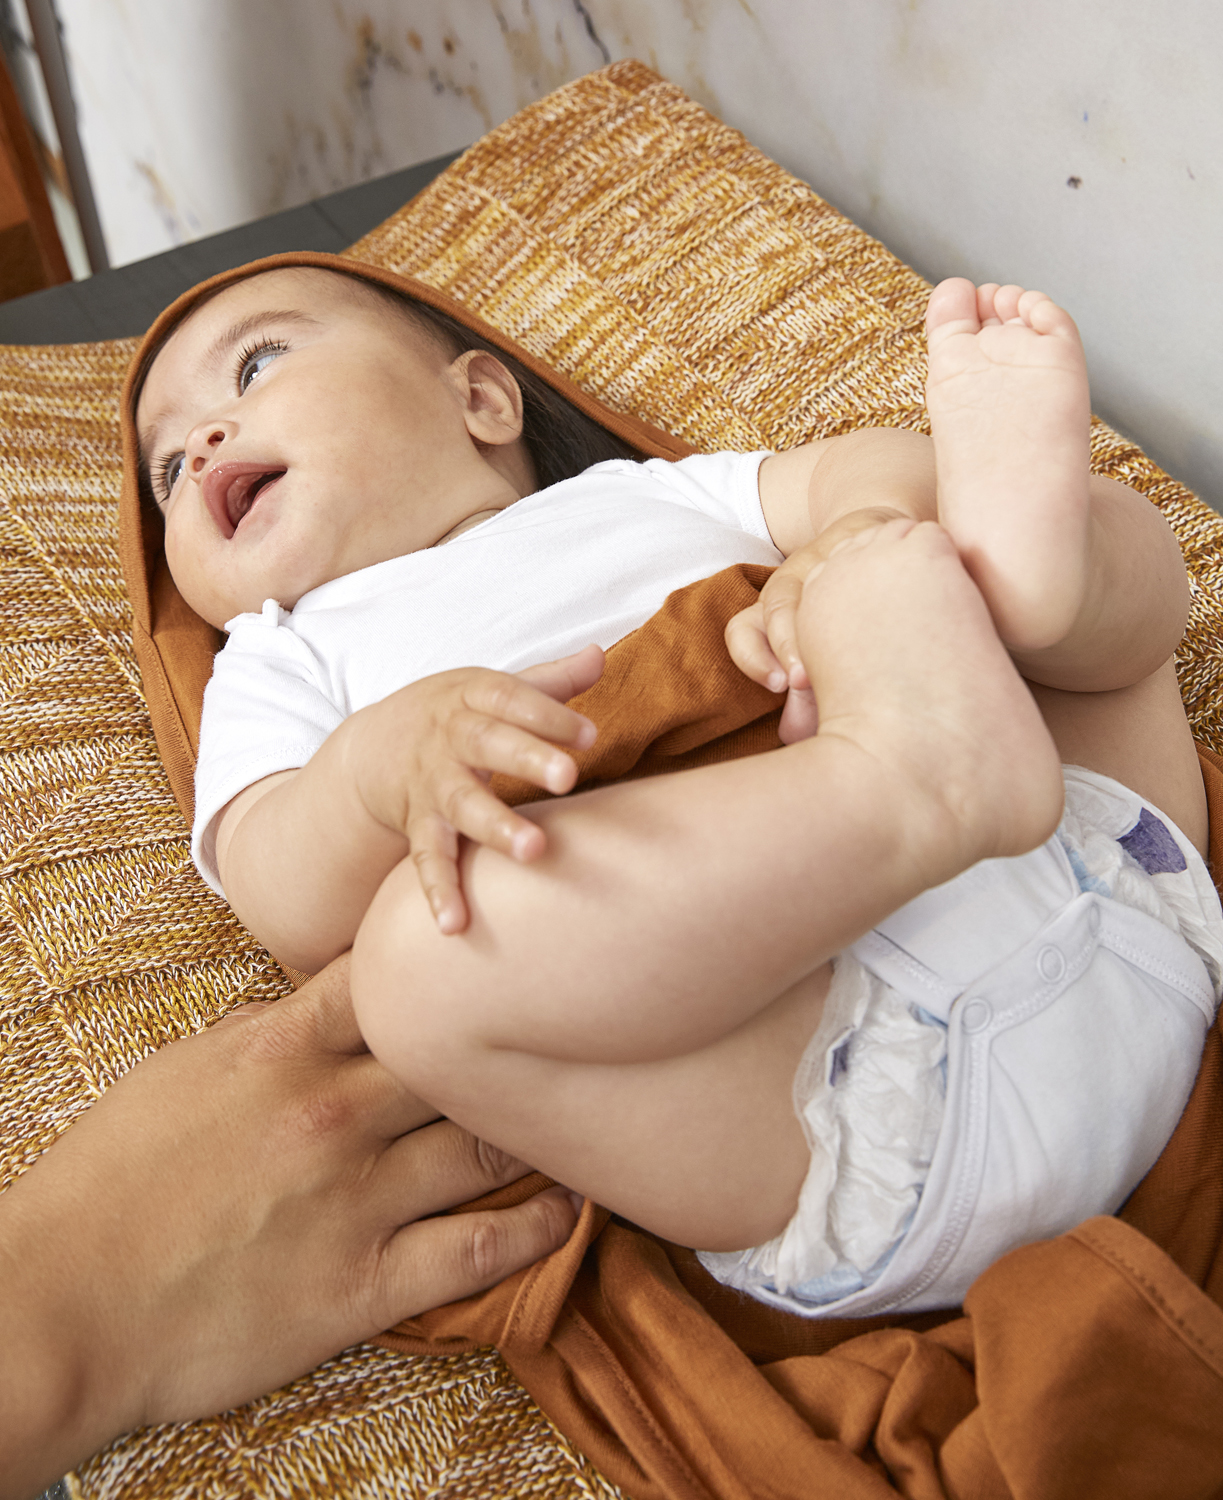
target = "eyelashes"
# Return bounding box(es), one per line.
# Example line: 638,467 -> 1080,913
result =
154,451 -> 184,502
236,337 -> 288,392
153,336 -> 290,506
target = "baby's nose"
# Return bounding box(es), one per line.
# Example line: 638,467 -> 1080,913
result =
185,418 -> 234,474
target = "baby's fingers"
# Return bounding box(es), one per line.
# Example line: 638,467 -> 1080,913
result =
407,813 -> 469,935
408,795 -> 547,934
455,711 -> 583,796
431,774 -> 547,865
778,685 -> 819,744
725,603 -> 787,692
516,644 -> 605,704
759,568 -> 810,690
466,672 -> 596,754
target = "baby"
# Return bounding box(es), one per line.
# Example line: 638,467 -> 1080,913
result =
134,264 -> 1223,1316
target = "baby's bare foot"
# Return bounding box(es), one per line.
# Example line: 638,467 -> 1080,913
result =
797,518 -> 1063,885
925,278 -> 1091,654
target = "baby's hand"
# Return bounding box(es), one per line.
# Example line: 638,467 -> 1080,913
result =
725,506 -> 907,743
355,645 -> 603,934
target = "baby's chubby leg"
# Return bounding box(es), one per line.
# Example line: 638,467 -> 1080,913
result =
351,520 -> 1063,1249
927,277 -> 1206,850
926,278 -> 1092,654
926,279 -> 1189,690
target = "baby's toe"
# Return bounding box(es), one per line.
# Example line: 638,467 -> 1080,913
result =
991,284 -> 1027,322
926,277 -> 981,335
1018,290 -> 1080,342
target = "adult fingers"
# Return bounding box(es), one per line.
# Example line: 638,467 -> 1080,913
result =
372,1185 -> 580,1325
204,964 -> 446,1139
516,643 -> 604,703
369,1119 -> 537,1221
340,1052 -> 447,1139
201,959 -> 366,1058
724,602 -> 787,692
210,999 -> 277,1029
251,954 -> 370,1057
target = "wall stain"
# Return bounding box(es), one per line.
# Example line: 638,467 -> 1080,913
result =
571,0 -> 611,64
262,6 -> 503,211
490,0 -> 584,103
133,159 -> 192,244
351,15 -> 406,101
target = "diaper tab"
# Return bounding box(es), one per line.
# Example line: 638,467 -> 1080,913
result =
1118,807 -> 1188,875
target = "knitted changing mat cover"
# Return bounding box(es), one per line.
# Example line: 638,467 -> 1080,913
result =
2,59 -> 1223,1498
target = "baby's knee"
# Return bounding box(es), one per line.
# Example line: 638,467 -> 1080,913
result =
349,858 -> 476,1097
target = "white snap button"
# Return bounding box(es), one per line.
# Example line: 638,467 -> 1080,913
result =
1038,945 -> 1066,983
961,998 -> 992,1033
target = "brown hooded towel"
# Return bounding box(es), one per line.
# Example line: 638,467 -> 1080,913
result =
118,231 -> 1223,1500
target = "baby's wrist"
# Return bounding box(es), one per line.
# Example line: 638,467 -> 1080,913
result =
332,703 -> 409,836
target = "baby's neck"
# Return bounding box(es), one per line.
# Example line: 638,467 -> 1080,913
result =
433,506 -> 510,546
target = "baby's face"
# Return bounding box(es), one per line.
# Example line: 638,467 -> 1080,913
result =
137,269 -> 525,628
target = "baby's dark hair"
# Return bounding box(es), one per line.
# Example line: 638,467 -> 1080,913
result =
354,277 -> 641,488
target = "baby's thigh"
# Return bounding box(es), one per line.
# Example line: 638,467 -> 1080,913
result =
1031,661 -> 1207,853
387,958 -> 832,1256
553,962 -> 833,1252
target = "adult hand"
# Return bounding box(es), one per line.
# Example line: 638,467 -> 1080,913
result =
0,956 -> 578,1500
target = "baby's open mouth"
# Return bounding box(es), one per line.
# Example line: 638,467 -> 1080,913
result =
202,462 -> 288,538
229,469 -> 284,528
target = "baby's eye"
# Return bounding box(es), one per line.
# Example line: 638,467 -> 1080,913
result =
156,451 -> 185,503
237,340 -> 287,393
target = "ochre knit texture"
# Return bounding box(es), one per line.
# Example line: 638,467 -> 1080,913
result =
2,59 -> 1222,1497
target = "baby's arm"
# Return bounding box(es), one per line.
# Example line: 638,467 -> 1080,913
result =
215,647 -> 602,972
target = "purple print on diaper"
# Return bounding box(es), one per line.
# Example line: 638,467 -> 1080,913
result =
1117,807 -> 1187,875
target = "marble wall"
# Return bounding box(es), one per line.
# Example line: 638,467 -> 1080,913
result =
54,0 -> 1223,509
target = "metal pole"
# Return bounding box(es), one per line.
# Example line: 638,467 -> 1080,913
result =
24,0 -> 107,272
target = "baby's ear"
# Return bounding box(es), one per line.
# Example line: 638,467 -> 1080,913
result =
449,350 -> 524,447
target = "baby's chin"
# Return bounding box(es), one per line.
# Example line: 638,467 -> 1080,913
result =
179,557 -> 342,628
185,588 -> 279,632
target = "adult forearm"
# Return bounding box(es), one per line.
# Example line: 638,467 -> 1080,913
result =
0,1197 -> 131,1498
219,719 -> 409,972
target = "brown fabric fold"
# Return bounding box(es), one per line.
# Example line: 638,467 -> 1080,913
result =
119,252 -> 1223,1500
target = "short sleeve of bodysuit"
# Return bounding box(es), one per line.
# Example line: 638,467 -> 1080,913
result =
601,452 -> 776,542
192,600 -> 342,894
